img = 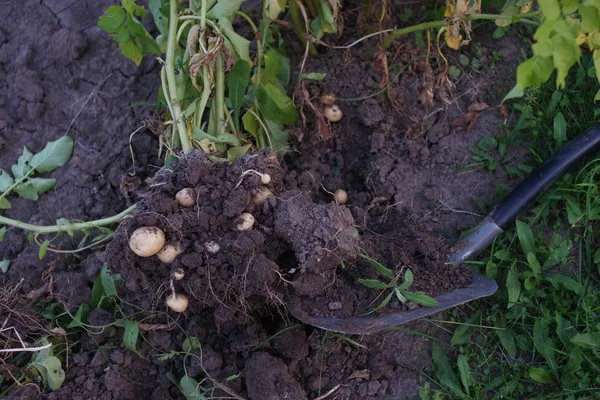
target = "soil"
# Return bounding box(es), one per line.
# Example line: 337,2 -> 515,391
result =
0,0 -> 529,399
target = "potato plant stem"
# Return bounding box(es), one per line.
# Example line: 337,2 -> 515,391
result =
215,52 -> 225,137
289,1 -> 318,56
166,0 -> 191,152
0,205 -> 136,234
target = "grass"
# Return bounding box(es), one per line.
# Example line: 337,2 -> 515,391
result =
421,56 -> 600,399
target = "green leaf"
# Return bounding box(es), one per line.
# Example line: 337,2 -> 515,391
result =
478,135 -> 497,152
100,265 -> 118,298
431,343 -> 464,397
402,291 -> 440,307
148,0 -> 167,35
182,337 -> 202,353
451,312 -> 480,345
545,273 -> 582,294
371,291 -> 394,313
98,6 -> 126,31
264,49 -> 282,83
218,18 -> 251,63
394,287 -> 407,303
15,178 -> 56,201
0,168 -> 14,192
0,197 -> 10,209
39,240 -> 50,260
516,220 -> 535,256
179,375 -> 206,400
496,325 -> 517,358
206,0 -> 241,19
594,50 -> 600,86
359,279 -> 393,289
123,321 -> 140,354
526,252 -> 541,275
502,85 -> 524,103
555,314 -> 576,349
0,258 -> 10,274
12,147 -> 34,180
553,112 -> 566,148
538,0 -> 560,21
32,355 -> 65,391
67,303 -> 90,328
310,17 -> 325,40
227,145 -> 252,162
570,333 -> 599,348
580,5 -> 600,32
0,227 -> 5,241
256,83 -> 298,125
529,366 -> 551,384
517,56 -> 554,90
404,269 -> 414,286
359,254 -> 395,280
122,0 -> 146,17
265,0 -> 286,20
564,196 -> 583,225
560,0 -> 578,14
533,319 -> 557,370
317,0 -> 337,33
242,108 -> 260,139
228,61 -> 251,133
457,355 -> 472,395
552,36 -> 581,88
300,72 -> 327,80
506,264 -> 521,308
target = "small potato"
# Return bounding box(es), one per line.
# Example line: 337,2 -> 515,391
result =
157,242 -> 183,263
236,213 -> 255,231
324,105 -> 343,122
260,173 -> 271,185
166,293 -> 189,312
252,188 -> 273,206
204,241 -> 221,253
172,268 -> 185,281
320,93 -> 337,105
334,189 -> 348,205
176,188 -> 196,207
129,226 -> 166,257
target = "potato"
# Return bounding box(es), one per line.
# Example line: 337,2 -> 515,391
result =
260,173 -> 271,185
324,105 -> 343,122
320,93 -> 337,105
252,188 -> 273,206
236,213 -> 255,231
157,242 -> 183,263
172,268 -> 185,281
204,241 -> 221,254
176,188 -> 196,207
166,293 -> 189,312
129,226 -> 166,257
334,189 -> 348,205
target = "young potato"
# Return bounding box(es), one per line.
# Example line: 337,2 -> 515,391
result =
252,188 -> 273,206
166,293 -> 189,312
204,241 -> 221,254
172,268 -> 185,281
176,188 -> 196,207
156,242 -> 183,263
334,189 -> 348,205
324,105 -> 343,122
129,226 -> 166,257
236,213 -> 255,231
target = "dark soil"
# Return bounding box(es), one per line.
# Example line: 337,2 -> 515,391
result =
0,0 -> 529,399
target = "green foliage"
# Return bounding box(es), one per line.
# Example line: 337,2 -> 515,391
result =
359,254 -> 440,312
0,136 -> 73,209
98,1 -> 161,65
28,339 -> 65,391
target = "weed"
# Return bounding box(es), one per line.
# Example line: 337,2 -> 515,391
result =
359,254 -> 440,313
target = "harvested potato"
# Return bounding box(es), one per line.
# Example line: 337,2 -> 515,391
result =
176,188 -> 196,207
166,293 -> 189,312
204,241 -> 221,253
236,213 -> 255,231
252,188 -> 273,206
172,268 -> 185,281
320,93 -> 337,105
129,226 -> 165,257
157,242 -> 183,263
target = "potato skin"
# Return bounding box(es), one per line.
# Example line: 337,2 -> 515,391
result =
176,188 -> 196,207
166,294 -> 189,312
157,243 -> 183,263
129,226 -> 166,257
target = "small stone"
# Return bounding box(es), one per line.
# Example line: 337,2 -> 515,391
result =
328,301 -> 343,310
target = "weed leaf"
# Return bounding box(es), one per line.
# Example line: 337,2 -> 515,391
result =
516,220 -> 535,256
545,273 -> 582,294
123,320 -> 140,354
506,264 -> 521,308
179,375 -> 206,400
0,227 -> 6,241
67,303 -> 90,329
528,366 -> 551,384
533,319 -> 557,371
553,112 -> 566,148
431,343 -> 464,398
394,287 -> 407,303
256,83 -> 298,125
570,333 -> 599,349
371,291 -> 394,313
451,312 -> 480,346
457,355 -> 472,395
0,258 -> 10,273
402,291 -> 440,307
555,314 -> 576,348
0,198 -> 10,209
526,252 -> 541,275
359,279 -> 392,289
101,265 -> 118,297
228,61 -> 251,132
182,336 -> 202,353
359,254 -> 395,280
496,325 -> 517,358
300,72 -> 326,80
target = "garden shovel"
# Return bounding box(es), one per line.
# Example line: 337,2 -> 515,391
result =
287,123 -> 600,334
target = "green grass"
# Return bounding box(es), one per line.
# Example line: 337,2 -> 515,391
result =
420,56 -> 600,399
